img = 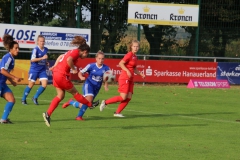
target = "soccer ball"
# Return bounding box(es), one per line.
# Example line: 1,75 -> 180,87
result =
103,70 -> 116,82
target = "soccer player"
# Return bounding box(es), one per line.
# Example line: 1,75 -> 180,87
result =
0,34 -> 23,124
62,50 -> 110,121
99,40 -> 145,117
42,36 -> 99,127
21,35 -> 48,105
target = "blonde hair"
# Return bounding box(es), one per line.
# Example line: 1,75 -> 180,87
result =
128,40 -> 140,52
95,50 -> 104,57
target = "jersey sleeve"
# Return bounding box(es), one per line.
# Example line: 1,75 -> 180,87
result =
105,65 -> 110,71
45,47 -> 49,54
122,52 -> 131,63
0,55 -> 12,70
69,49 -> 79,60
31,48 -> 37,60
81,64 -> 91,73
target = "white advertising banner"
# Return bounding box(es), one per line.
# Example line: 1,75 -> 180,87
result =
128,2 -> 199,26
0,24 -> 91,50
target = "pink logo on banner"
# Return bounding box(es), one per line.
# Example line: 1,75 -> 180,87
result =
187,79 -> 230,88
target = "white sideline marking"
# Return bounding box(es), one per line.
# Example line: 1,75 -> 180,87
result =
15,97 -> 240,124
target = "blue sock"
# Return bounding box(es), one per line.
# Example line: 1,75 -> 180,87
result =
34,86 -> 45,99
22,86 -> 32,101
70,100 -> 80,108
1,102 -> 14,120
77,104 -> 88,117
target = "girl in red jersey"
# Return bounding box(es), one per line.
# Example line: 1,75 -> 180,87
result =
42,36 -> 99,127
99,40 -> 145,117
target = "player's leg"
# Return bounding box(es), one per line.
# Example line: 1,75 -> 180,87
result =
21,72 -> 36,105
62,99 -> 79,108
67,86 -> 99,108
32,72 -> 48,105
76,86 -> 95,120
0,85 -> 15,124
43,87 -> 65,127
114,81 -> 134,117
100,79 -> 129,111
42,73 -> 64,127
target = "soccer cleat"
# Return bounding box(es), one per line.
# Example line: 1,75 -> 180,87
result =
113,113 -> 125,117
42,112 -> 51,127
0,118 -> 13,124
32,97 -> 39,105
89,100 -> 100,109
21,100 -> 27,105
62,98 -> 73,108
75,116 -> 85,121
99,100 -> 106,111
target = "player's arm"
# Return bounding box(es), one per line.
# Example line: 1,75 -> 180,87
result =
31,49 -> 48,62
78,64 -> 90,80
67,56 -> 77,74
119,60 -> 131,78
134,67 -> 145,78
49,54 -> 64,71
1,68 -> 22,82
104,80 -> 109,91
78,71 -> 86,81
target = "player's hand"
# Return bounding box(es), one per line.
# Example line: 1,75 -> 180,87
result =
104,85 -> 109,91
141,73 -> 145,79
79,76 -> 85,81
127,70 -> 132,78
71,69 -> 78,74
49,66 -> 54,71
13,77 -> 22,82
11,81 -> 17,86
42,55 -> 48,60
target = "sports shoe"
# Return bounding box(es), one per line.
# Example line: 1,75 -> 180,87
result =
32,97 -> 39,105
113,113 -> 125,117
62,98 -> 73,108
21,100 -> 27,105
75,116 -> 85,121
89,100 -> 100,109
0,118 -> 13,124
42,112 -> 51,127
99,100 -> 106,111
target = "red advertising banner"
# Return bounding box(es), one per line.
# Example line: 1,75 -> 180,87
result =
71,58 -> 217,83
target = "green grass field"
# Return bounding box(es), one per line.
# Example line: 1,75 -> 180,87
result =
0,84 -> 240,160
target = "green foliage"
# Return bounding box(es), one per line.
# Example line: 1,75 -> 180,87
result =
1,85 -> 240,160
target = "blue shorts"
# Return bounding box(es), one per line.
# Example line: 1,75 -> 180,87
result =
82,82 -> 100,100
0,84 -> 12,97
28,71 -> 48,82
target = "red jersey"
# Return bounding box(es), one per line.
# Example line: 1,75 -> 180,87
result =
54,49 -> 80,75
118,52 -> 137,81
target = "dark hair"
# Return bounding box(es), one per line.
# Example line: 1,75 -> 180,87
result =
71,36 -> 90,52
3,34 -> 18,51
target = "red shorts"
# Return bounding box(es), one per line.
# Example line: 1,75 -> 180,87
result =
53,72 -> 73,90
118,79 -> 134,94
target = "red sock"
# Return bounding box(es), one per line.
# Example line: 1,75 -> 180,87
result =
47,97 -> 61,116
74,93 -> 91,107
115,98 -> 131,114
105,96 -> 124,105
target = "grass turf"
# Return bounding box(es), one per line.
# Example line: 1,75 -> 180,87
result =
0,84 -> 240,160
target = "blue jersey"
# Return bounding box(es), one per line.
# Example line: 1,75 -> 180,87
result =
81,63 -> 110,90
29,46 -> 48,72
0,53 -> 15,84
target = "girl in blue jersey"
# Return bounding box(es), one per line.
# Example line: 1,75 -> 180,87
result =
0,34 -> 23,124
62,50 -> 110,120
21,35 -> 49,105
